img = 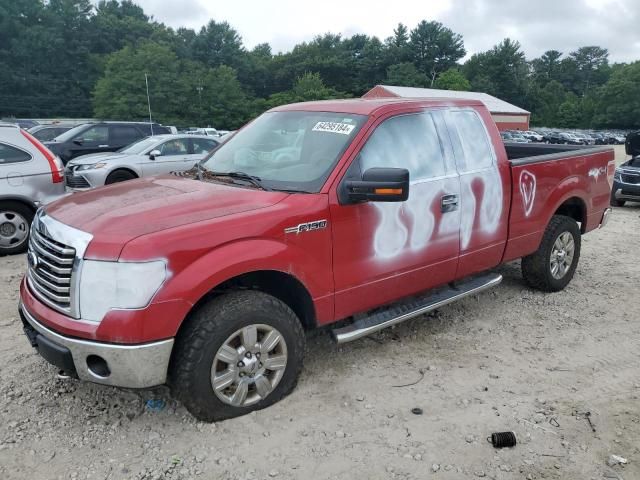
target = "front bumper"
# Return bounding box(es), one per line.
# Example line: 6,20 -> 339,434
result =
612,180 -> 640,202
19,302 -> 174,388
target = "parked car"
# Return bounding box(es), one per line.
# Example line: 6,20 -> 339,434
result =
44,122 -> 171,164
611,131 -> 640,207
521,130 -> 543,142
501,131 -> 528,143
0,123 -> 65,255
2,119 -> 40,130
19,98 -> 614,421
591,132 -> 609,145
571,133 -> 595,145
187,128 -> 220,137
542,131 -> 564,144
28,124 -> 75,142
65,134 -> 220,190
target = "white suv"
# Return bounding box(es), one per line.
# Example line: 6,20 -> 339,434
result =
0,124 -> 66,255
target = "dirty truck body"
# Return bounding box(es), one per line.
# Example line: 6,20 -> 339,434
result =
19,98 -> 614,421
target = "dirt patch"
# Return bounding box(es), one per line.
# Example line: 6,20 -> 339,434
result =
1,145 -> 637,480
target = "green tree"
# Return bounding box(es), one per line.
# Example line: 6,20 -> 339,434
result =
266,72 -> 345,108
434,68 -> 470,91
409,20 -> 465,86
384,23 -> 411,64
594,61 -> 640,128
530,50 -> 563,86
93,42 -> 250,128
385,62 -> 428,87
191,20 -> 246,70
464,38 -> 529,106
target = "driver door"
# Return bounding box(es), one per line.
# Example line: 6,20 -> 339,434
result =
330,109 -> 461,320
143,138 -> 191,176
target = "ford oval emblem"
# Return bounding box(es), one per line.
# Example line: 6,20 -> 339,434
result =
28,251 -> 38,270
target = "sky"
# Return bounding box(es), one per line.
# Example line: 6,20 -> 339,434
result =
130,0 -> 640,62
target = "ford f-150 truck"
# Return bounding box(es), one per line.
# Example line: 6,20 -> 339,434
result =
19,98 -> 615,421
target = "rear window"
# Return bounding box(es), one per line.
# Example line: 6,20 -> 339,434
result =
0,143 -> 32,164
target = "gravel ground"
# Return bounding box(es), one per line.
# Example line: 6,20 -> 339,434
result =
1,146 -> 638,480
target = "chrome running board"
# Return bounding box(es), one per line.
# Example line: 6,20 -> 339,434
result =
332,273 -> 502,344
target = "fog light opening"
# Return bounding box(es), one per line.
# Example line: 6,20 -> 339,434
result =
86,355 -> 111,378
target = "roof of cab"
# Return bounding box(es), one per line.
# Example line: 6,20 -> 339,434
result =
271,97 -> 485,116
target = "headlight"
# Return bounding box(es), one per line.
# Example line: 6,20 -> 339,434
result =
79,260 -> 166,322
76,162 -> 107,171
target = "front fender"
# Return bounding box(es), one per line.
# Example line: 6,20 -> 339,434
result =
149,237 -> 333,335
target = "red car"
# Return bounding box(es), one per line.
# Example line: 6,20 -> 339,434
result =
19,98 -> 615,421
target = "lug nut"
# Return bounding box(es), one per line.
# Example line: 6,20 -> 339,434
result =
245,352 -> 252,358
238,361 -> 244,367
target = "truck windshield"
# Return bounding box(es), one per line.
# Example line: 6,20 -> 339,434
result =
200,111 -> 366,192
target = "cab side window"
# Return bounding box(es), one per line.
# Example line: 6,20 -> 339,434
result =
0,144 -> 31,164
447,110 -> 494,172
359,112 -> 446,182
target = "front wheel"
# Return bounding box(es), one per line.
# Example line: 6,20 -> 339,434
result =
170,291 -> 306,422
105,169 -> 137,185
0,201 -> 33,255
521,215 -> 581,292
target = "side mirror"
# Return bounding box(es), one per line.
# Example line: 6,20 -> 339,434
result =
73,138 -> 84,145
345,167 -> 409,203
149,149 -> 161,160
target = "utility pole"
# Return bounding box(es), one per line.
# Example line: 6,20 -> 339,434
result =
145,73 -> 154,135
196,83 -> 204,126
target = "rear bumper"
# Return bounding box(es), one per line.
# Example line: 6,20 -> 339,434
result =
600,208 -> 612,228
19,302 -> 174,388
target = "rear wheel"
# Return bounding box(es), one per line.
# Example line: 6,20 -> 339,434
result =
0,201 -> 33,255
170,291 -> 306,422
521,215 -> 581,292
105,169 -> 136,184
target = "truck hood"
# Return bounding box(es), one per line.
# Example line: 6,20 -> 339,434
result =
45,176 -> 288,259
67,152 -> 125,166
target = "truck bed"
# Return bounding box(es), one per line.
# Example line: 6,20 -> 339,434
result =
502,142 -> 615,264
504,143 -> 613,164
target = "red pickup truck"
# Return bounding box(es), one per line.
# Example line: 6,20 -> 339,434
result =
19,98 -> 615,421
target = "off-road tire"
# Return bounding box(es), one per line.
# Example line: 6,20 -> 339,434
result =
521,215 -> 581,292
169,291 -> 306,422
0,201 -> 34,256
105,169 -> 136,184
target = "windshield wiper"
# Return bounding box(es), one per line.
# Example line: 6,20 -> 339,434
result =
202,170 -> 271,191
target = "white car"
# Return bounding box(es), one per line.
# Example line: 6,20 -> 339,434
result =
65,134 -> 220,190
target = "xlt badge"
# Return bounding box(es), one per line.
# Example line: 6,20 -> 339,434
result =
284,219 -> 328,234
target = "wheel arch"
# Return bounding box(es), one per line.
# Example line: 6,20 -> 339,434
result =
186,269 -> 317,332
106,167 -> 139,182
552,196 -> 587,233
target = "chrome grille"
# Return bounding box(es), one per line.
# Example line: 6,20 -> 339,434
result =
27,225 -> 76,314
621,173 -> 640,185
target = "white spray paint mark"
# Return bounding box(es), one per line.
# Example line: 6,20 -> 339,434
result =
519,170 -> 536,217
588,166 -> 606,181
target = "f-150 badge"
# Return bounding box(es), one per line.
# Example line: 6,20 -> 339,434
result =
284,220 -> 328,234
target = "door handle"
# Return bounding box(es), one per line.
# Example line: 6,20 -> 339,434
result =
99,145 -> 109,148
441,194 -> 459,213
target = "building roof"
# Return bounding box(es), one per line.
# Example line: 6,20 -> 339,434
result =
271,97 -> 484,116
364,85 -> 530,115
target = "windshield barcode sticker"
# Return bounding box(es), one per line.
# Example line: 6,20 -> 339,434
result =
312,122 -> 355,135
